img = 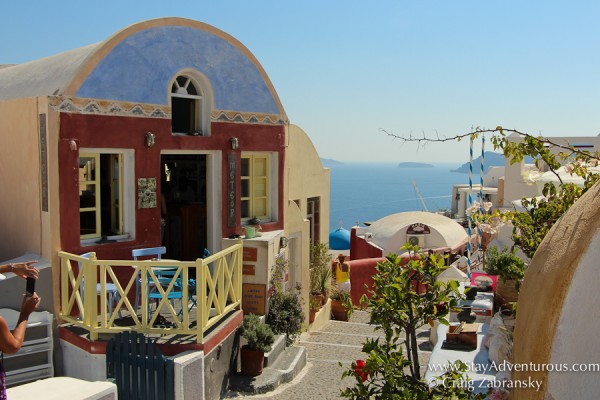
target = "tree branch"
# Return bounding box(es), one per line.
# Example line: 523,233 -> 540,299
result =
381,127 -> 599,160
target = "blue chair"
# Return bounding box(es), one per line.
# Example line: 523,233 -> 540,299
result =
79,252 -> 122,319
147,272 -> 184,316
132,247 -> 187,316
132,247 -> 167,312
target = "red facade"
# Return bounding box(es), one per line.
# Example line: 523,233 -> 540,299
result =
58,112 -> 285,261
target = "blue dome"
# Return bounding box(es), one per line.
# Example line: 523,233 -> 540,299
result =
329,228 -> 351,250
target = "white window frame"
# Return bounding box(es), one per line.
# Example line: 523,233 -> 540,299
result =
79,148 -> 135,245
169,70 -> 213,137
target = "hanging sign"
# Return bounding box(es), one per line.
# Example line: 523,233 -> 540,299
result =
227,153 -> 237,227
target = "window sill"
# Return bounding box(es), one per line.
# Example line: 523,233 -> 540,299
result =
241,220 -> 272,226
80,234 -> 131,246
171,132 -> 208,137
241,229 -> 283,242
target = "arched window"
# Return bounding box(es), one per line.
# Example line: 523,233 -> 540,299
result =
171,75 -> 210,136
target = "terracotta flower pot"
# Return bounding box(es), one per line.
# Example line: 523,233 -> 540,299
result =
309,309 -> 316,324
331,299 -> 350,321
240,346 -> 265,376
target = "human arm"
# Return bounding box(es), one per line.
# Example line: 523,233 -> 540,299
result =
0,294 -> 41,354
0,261 -> 39,279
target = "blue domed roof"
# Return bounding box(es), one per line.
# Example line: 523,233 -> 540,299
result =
329,228 -> 351,250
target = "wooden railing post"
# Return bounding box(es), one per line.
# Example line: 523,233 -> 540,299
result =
218,256 -> 225,313
99,262 -> 107,328
84,253 -> 98,340
59,254 -> 68,318
182,265 -> 189,330
197,258 -> 205,344
235,243 -> 242,306
141,264 -> 148,331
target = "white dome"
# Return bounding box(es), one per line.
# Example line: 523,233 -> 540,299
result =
366,211 -> 468,254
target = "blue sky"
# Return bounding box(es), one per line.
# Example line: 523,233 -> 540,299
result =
3,1 -> 600,163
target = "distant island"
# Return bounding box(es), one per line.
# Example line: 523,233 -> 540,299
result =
398,162 -> 434,168
451,152 -> 504,173
451,151 -> 534,173
321,158 -> 344,167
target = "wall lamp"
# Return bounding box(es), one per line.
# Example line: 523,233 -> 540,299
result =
280,236 -> 289,248
145,132 -> 156,148
230,137 -> 239,150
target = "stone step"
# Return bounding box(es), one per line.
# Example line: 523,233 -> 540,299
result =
264,334 -> 286,367
303,326 -> 432,347
271,345 -> 306,383
302,330 -> 384,347
322,320 -> 381,337
300,340 -> 367,365
229,345 -> 306,395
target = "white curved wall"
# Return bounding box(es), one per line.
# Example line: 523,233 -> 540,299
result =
547,228 -> 600,399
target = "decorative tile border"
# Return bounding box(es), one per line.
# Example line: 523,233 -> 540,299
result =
213,110 -> 287,125
49,96 -> 170,119
49,96 -> 287,125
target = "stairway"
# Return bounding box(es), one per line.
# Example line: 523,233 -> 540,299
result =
225,310 -> 433,399
228,333 -> 307,395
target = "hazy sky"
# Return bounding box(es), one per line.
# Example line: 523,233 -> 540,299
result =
3,1 -> 600,163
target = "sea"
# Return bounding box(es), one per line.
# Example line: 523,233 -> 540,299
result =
329,162 -> 470,229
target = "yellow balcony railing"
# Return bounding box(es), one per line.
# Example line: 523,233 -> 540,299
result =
58,243 -> 242,343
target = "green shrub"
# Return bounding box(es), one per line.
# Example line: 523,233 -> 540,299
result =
484,246 -> 527,286
267,290 -> 304,345
330,287 -> 351,302
310,242 -> 333,294
239,314 -> 274,353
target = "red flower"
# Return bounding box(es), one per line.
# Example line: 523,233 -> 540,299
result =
354,359 -> 368,382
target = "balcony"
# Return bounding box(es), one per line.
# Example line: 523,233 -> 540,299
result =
57,243 -> 242,344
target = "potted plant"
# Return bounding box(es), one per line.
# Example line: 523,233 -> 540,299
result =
310,242 -> 333,304
309,296 -> 321,324
238,314 -> 275,376
316,264 -> 332,304
330,287 -> 353,321
484,246 -> 528,303
267,287 -> 305,345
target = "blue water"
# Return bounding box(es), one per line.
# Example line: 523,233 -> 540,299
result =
329,162 -> 470,228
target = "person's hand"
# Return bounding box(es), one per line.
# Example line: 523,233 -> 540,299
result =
21,293 -> 41,316
12,261 -> 39,280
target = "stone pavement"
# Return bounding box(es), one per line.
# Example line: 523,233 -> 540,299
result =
224,310 -> 433,399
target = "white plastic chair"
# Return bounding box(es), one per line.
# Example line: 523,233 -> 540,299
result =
79,252 -> 122,319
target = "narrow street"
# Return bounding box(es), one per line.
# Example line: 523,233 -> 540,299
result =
227,310 -> 433,399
